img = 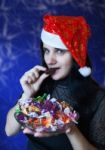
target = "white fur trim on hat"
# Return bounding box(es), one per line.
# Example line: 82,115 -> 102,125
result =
78,66 -> 91,77
41,29 -> 67,50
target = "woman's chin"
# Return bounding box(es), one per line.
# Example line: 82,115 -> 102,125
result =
50,74 -> 59,80
51,74 -> 66,80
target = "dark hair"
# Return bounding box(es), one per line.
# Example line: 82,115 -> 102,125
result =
40,42 -> 99,105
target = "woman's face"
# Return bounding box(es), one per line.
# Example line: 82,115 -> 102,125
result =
43,43 -> 72,80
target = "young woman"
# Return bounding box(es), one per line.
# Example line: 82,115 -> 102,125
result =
5,15 -> 105,150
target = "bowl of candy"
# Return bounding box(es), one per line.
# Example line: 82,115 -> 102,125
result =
15,93 -> 79,133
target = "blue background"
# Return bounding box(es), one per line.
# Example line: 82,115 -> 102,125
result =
0,0 -> 105,150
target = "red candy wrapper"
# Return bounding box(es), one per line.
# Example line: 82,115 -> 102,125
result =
14,93 -> 79,133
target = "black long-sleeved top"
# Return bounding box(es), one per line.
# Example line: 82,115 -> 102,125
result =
26,76 -> 105,150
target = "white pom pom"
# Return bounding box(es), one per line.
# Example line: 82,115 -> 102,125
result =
78,66 -> 91,77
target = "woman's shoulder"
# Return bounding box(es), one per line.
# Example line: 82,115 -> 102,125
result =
88,86 -> 105,146
95,86 -> 105,104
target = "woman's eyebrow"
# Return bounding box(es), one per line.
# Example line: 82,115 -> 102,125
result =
55,48 -> 66,51
43,47 -> 48,50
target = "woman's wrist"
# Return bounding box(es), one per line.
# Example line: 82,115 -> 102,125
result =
21,93 -> 32,99
66,125 -> 97,150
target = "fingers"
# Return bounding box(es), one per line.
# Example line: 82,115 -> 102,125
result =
34,132 -> 50,137
23,128 -> 49,137
23,128 -> 34,135
34,73 -> 49,88
22,128 -> 71,136
65,128 -> 71,134
34,131 -> 58,137
23,128 -> 58,137
20,65 -> 47,85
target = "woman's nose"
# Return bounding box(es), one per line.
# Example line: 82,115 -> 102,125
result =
47,54 -> 57,65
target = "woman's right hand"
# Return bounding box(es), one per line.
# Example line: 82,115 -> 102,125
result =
20,65 -> 49,98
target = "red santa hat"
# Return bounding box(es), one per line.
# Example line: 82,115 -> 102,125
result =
41,15 -> 91,77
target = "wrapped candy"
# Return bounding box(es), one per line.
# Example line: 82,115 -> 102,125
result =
14,93 -> 79,133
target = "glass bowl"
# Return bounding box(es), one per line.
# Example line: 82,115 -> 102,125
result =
14,93 -> 79,133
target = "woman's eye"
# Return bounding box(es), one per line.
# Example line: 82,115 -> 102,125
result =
56,49 -> 65,55
43,48 -> 49,54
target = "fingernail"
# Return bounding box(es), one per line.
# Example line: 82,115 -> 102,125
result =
34,133 -> 39,137
23,130 -> 27,134
66,129 -> 71,133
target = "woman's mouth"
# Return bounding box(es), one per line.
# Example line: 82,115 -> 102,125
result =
47,68 -> 60,75
39,68 -> 60,76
